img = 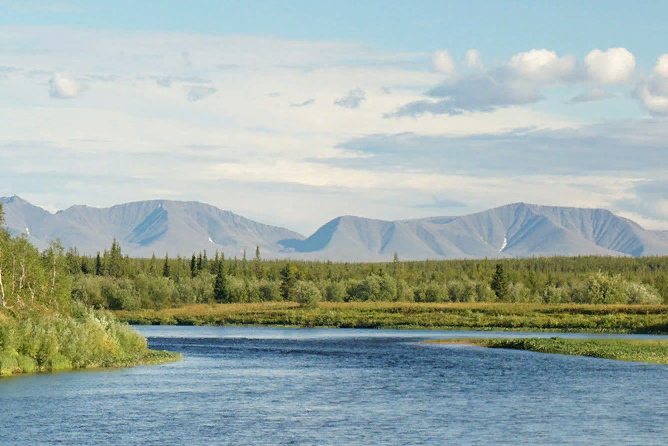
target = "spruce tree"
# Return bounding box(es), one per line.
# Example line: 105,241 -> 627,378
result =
95,252 -> 102,276
190,254 -> 197,278
163,253 -> 170,278
491,263 -> 508,301
213,260 -> 228,303
254,245 -> 264,279
279,263 -> 297,301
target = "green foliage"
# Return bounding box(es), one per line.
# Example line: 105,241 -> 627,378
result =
163,253 -> 170,278
491,263 -> 508,301
294,281 -> 321,309
213,261 -> 228,303
0,302 -> 179,376
456,337 -> 668,365
116,301 -> 668,334
279,263 -> 297,301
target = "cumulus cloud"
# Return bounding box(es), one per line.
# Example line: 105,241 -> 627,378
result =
568,88 -> 615,104
187,86 -> 218,102
48,72 -> 84,98
290,99 -> 315,107
508,49 -> 577,83
431,50 -> 456,74
585,48 -> 635,85
334,88 -> 366,109
464,49 -> 483,69
387,48 -> 578,117
633,54 -> 668,116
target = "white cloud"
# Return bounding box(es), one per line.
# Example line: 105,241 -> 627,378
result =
3,27 -> 668,232
655,54 -> 668,77
431,50 -> 456,74
568,87 -> 615,104
333,88 -> 366,109
585,47 -> 635,85
464,49 -> 483,69
508,49 -> 576,83
633,54 -> 668,116
48,72 -> 84,98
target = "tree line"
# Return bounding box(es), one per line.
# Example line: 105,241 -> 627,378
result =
63,238 -> 668,310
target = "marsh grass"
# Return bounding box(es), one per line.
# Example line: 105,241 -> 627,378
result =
426,337 -> 668,365
115,302 -> 668,333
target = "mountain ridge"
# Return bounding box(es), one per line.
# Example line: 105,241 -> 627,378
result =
2,196 -> 668,260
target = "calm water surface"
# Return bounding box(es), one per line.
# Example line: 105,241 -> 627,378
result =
2,326 -> 668,445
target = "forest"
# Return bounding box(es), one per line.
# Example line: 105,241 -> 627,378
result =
0,204 -> 178,376
64,238 -> 668,311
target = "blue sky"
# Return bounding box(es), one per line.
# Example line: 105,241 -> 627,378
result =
1,0 -> 667,234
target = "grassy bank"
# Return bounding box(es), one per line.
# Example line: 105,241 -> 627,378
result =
426,337 -> 668,365
1,303 -> 181,377
115,302 -> 668,333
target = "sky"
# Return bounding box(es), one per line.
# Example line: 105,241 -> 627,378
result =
1,0 -> 667,235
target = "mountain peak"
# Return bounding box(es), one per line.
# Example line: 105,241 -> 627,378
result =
1,197 -> 667,260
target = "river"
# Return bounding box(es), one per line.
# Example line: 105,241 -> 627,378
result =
2,326 -> 668,445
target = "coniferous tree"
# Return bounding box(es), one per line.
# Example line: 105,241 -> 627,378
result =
163,253 -> 170,278
149,252 -> 157,276
279,263 -> 297,301
95,252 -> 102,276
197,253 -> 203,273
108,238 -> 124,278
213,260 -> 228,303
254,245 -> 264,279
491,263 -> 508,301
190,254 -> 197,278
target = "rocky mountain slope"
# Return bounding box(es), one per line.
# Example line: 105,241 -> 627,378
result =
2,197 -> 667,260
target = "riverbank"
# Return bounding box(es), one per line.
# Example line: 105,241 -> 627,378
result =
115,302 -> 668,333
1,305 -> 181,377
426,337 -> 668,365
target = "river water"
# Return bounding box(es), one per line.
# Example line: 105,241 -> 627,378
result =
2,326 -> 668,445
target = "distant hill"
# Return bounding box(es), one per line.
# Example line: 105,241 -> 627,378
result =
0,196 -> 304,258
277,203 -> 668,260
2,197 -> 668,260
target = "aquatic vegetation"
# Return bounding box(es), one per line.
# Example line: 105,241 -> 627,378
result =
426,337 -> 668,365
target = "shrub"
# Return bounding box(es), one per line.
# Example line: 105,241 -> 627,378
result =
294,281 -> 322,309
626,282 -> 662,305
326,281 -> 347,302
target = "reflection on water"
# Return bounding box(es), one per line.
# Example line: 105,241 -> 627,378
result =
2,326 -> 668,445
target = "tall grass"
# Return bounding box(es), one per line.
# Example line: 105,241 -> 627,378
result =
115,301 -> 668,333
0,301 -> 179,376
426,337 -> 668,365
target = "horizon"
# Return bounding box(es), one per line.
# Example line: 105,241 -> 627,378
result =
1,0 -> 667,235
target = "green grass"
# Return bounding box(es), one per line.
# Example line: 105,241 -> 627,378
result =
115,302 -> 668,333
426,337 -> 668,365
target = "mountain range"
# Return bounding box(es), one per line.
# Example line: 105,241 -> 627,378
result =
2,195 -> 668,260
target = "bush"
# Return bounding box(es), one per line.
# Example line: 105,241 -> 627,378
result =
326,281 -> 347,302
258,279 -> 282,301
294,281 -> 322,309
626,282 -> 662,305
